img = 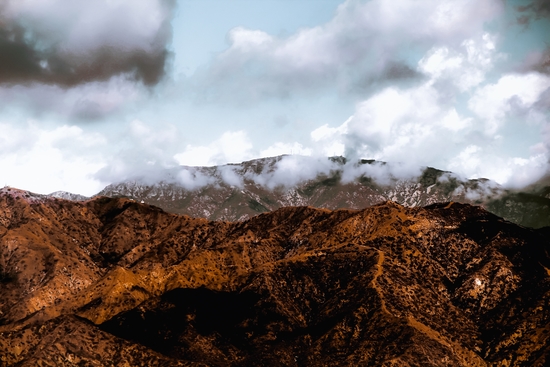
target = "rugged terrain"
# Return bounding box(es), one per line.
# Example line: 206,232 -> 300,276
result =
1,186 -> 550,366
93,156 -> 550,228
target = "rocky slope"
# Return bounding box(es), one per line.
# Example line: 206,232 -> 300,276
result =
1,186 -> 550,366
95,156 -> 550,228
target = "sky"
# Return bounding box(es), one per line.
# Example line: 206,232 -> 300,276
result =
0,0 -> 549,196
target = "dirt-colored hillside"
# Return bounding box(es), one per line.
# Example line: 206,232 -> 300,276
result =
1,186 -> 550,366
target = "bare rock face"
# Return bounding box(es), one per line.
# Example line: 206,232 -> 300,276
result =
1,187 -> 550,366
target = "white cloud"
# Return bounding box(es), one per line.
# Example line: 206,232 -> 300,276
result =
468,72 -> 550,133
260,142 -> 312,158
418,33 -> 500,91
0,123 -> 106,195
249,155 -> 339,189
174,131 -> 254,167
341,160 -> 422,185
310,122 -> 348,157
341,82 -> 452,163
192,0 -> 503,103
218,165 -> 244,188
227,27 -> 274,52
176,168 -> 216,191
447,144 -> 549,188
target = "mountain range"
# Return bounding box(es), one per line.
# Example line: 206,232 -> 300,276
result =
53,156 -> 550,228
0,186 -> 549,366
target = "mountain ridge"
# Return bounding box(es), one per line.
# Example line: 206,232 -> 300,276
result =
45,156 -> 549,228
1,189 -> 549,365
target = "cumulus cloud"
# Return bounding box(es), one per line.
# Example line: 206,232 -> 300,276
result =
94,120 -> 184,185
311,123 -> 348,157
418,33 -> 501,92
189,0 -> 502,104
301,33 -> 550,188
174,131 -> 254,167
0,123 -> 106,195
468,72 -> 550,133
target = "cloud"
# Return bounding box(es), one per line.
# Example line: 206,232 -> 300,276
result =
189,0 -> 502,104
468,72 -> 550,133
447,144 -> 549,188
176,168 -> 216,191
340,160 -> 423,186
0,0 -> 175,87
311,123 -> 348,157
260,142 -> 312,158
94,120 -> 184,185
516,0 -> 550,25
248,155 -> 340,189
0,75 -> 144,120
520,47 -> 550,75
341,82 -> 457,164
0,123 -> 106,195
218,165 -> 244,188
174,131 -> 254,167
302,39 -> 550,188
418,33 -> 501,92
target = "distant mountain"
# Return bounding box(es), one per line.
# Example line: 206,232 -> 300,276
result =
96,156 -> 550,228
1,189 -> 549,365
48,190 -> 89,202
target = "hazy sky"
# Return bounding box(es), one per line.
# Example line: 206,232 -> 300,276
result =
0,0 -> 549,195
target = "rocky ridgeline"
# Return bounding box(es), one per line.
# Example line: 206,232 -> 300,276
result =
95,157 -> 550,228
1,188 -> 549,366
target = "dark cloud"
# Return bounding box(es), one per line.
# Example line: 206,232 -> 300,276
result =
348,61 -> 424,95
519,46 -> 550,74
532,47 -> 550,74
516,0 -> 550,24
0,0 -> 175,87
383,62 -> 423,80
0,25 -> 50,84
535,84 -> 550,109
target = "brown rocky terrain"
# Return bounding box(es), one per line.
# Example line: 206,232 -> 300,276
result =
1,186 -> 550,366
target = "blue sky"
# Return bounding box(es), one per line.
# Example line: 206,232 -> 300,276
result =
0,0 -> 549,195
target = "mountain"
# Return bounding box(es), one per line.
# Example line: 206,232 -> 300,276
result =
48,191 -> 89,202
96,156 -> 550,228
1,186 -> 550,366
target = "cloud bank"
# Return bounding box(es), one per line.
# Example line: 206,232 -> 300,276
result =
188,0 -> 502,103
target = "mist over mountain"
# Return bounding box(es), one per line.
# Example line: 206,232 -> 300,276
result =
90,156 -> 550,229
1,187 -> 549,365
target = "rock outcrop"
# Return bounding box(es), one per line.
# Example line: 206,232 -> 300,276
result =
1,186 -> 549,366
